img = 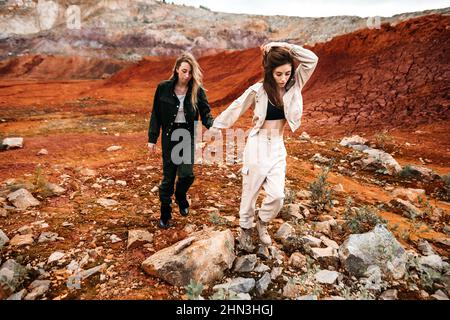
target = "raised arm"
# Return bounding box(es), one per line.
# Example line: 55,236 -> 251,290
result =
212,86 -> 256,129
263,42 -> 319,89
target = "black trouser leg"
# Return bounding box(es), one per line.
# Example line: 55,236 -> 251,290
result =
175,164 -> 195,208
159,160 -> 177,222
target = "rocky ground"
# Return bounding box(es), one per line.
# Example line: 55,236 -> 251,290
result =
0,128 -> 449,300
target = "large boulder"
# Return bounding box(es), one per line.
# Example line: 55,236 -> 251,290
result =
339,225 -> 407,279
142,228 -> 235,286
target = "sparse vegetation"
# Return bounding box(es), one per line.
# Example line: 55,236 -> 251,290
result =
308,166 -> 334,212
184,279 -> 204,300
343,197 -> 387,233
399,165 -> 415,179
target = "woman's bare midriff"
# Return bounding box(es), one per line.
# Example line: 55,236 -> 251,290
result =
260,119 -> 286,137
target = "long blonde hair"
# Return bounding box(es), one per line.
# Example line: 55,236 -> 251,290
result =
171,52 -> 203,110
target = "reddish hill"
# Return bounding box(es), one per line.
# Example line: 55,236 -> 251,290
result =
302,14 -> 450,136
102,14 -> 449,137
0,55 -> 130,80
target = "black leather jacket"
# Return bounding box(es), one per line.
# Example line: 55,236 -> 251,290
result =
148,78 -> 214,145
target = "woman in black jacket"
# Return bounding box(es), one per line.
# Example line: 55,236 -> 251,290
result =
148,52 -> 214,229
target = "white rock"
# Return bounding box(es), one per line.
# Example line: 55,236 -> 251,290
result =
7,188 -> 40,210
0,229 -> 9,249
106,145 -> 122,152
314,270 -> 340,284
97,198 -> 118,207
47,251 -> 65,264
37,149 -> 48,155
127,230 -> 153,249
9,234 -> 34,247
2,137 -> 23,149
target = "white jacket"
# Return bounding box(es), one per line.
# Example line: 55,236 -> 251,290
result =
212,44 -> 318,136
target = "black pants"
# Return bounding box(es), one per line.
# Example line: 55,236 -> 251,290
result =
159,123 -> 195,221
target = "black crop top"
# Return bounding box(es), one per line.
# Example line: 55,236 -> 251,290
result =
265,100 -> 285,120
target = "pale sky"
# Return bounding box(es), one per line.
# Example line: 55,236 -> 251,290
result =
169,0 -> 450,17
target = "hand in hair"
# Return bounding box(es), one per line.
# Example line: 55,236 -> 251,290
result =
261,42 -> 292,54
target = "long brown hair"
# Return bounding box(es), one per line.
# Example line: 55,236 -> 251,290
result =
171,52 -> 203,110
262,47 -> 294,107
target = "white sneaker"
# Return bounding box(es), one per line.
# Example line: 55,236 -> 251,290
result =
256,220 -> 272,246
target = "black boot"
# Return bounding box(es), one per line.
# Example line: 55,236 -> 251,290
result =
175,194 -> 189,217
159,204 -> 172,229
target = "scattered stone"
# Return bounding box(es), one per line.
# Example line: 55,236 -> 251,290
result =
7,189 -> 40,210
418,255 -> 449,272
62,221 -> 74,228
151,186 -> 159,193
288,252 -> 307,271
314,221 -> 332,236
110,234 -> 122,243
254,263 -> 270,273
311,247 -> 339,266
339,225 -> 407,279
311,153 -> 331,164
213,277 -> 256,294
9,234 -> 34,247
47,183 -> 66,195
38,232 -> 60,243
2,137 -> 23,149
106,145 -> 122,152
270,267 -> 283,280
0,260 -> 28,294
301,235 -> 322,248
116,180 -> 127,186
47,251 -> 65,264
97,198 -> 118,207
430,289 -> 449,300
256,272 -> 271,295
80,168 -> 97,177
296,190 -> 311,199
379,289 -> 398,300
339,135 -> 368,147
360,148 -> 402,175
257,245 -> 270,260
299,132 -> 310,141
320,236 -> 339,250
314,270 -> 340,284
127,230 -> 153,249
0,229 -> 9,249
142,229 -> 235,286
390,198 -> 422,219
37,148 -> 48,156
417,240 -> 435,256
332,184 -> 344,193
280,203 -> 303,221
275,222 -> 297,245
7,289 -> 27,300
24,280 -> 51,300
233,254 -> 257,273
361,265 -> 383,290
392,188 -> 425,204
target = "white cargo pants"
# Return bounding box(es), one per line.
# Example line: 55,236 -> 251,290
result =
239,130 -> 287,229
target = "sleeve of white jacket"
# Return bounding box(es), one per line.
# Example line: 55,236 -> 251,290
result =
212,87 -> 256,129
290,44 -> 319,89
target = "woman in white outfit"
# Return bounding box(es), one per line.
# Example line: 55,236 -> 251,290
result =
211,42 -> 319,252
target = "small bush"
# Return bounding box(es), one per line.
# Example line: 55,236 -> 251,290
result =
308,166 -> 334,212
399,165 -> 415,179
184,279 -> 204,300
344,197 -> 387,233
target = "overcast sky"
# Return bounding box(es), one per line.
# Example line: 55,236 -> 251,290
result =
169,0 -> 450,17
